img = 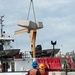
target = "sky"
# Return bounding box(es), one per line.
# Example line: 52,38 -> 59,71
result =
0,0 -> 75,54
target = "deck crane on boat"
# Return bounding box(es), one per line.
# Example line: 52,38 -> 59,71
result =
14,0 -> 43,58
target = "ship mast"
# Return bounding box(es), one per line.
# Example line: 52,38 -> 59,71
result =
0,15 -> 4,37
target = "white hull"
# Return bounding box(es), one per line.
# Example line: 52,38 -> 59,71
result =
0,71 -> 75,75
0,72 -> 28,75
0,58 -> 33,72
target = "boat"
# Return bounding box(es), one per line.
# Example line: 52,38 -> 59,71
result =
0,0 -> 75,75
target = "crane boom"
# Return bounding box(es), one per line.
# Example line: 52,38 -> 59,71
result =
14,28 -> 28,35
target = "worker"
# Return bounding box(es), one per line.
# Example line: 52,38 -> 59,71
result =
27,61 -> 41,75
39,62 -> 50,75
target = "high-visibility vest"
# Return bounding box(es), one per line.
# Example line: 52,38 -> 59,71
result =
39,69 -> 45,75
30,69 -> 37,75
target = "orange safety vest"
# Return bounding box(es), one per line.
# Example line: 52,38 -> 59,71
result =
39,69 -> 46,75
29,69 -> 37,75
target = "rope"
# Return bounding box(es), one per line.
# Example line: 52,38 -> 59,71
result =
27,0 -> 36,22
27,0 -> 32,20
32,0 -> 36,22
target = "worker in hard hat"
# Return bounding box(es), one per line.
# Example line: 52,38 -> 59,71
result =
39,62 -> 50,75
27,61 -> 41,75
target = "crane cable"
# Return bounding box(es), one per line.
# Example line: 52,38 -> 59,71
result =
27,0 -> 36,22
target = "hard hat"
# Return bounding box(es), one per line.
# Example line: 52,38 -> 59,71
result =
39,64 -> 44,69
32,61 -> 38,67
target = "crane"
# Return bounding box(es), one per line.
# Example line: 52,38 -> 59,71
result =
14,20 -> 43,58
14,0 -> 43,58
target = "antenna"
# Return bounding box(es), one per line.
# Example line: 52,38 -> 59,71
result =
51,40 -> 57,57
0,15 -> 4,37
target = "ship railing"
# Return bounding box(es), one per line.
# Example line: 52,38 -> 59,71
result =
14,51 -> 32,59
